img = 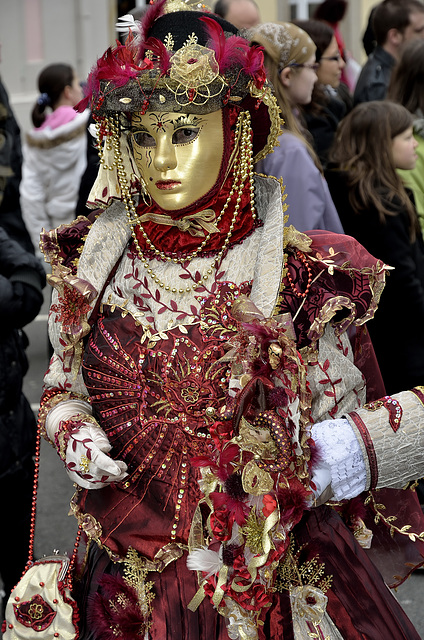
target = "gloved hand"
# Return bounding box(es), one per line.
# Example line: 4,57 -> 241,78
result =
64,423 -> 128,489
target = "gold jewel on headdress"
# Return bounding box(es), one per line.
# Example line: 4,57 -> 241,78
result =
161,0 -> 213,13
165,43 -> 226,107
102,110 -> 256,295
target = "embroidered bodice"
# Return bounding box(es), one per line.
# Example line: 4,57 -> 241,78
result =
42,175 -> 388,562
80,282 -> 250,558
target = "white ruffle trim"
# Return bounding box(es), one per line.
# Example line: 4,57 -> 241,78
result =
311,418 -> 367,501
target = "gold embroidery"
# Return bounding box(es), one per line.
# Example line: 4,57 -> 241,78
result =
183,32 -> 198,47
123,547 -> 155,631
276,538 -> 333,594
364,490 -> 424,543
181,385 -> 200,403
164,33 -> 175,50
80,455 -> 90,474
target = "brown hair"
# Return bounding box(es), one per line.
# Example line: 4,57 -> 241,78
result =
373,0 -> 424,47
388,38 -> 424,115
293,19 -> 333,62
313,0 -> 348,23
328,101 -> 417,235
31,63 -> 74,128
261,50 -> 322,171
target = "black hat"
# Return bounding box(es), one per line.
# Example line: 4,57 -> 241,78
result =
79,0 -> 280,162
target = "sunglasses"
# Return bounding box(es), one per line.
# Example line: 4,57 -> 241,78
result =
287,62 -> 320,71
320,53 -> 342,62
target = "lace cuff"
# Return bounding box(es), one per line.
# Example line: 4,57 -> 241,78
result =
311,418 -> 367,501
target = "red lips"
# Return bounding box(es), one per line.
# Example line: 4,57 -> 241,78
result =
155,180 -> 181,190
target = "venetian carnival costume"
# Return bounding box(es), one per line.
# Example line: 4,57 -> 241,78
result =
17,2 -> 424,639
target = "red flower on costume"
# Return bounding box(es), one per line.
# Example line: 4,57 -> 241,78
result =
211,486 -> 250,527
51,284 -> 92,334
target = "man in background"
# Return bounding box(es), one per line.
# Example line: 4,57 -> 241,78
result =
354,0 -> 424,105
214,0 -> 260,30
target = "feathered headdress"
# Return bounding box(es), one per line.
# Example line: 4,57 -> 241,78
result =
76,0 -> 279,162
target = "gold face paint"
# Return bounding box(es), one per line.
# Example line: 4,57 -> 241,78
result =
130,110 -> 224,211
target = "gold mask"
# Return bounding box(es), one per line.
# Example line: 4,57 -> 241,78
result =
130,109 -> 224,211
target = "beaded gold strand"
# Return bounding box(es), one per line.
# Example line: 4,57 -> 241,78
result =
106,111 -> 256,295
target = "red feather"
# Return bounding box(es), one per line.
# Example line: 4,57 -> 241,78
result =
191,454 -> 219,473
143,36 -> 171,73
277,476 -> 310,528
74,95 -> 89,113
244,45 -> 267,88
82,46 -> 137,103
199,16 -> 249,72
96,46 -> 139,86
140,0 -> 167,47
210,490 -> 249,526
338,495 -> 367,522
77,39 -> 153,111
220,443 -> 239,466
88,574 -> 148,640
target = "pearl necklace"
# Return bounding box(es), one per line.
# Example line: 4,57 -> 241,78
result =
107,111 -> 256,295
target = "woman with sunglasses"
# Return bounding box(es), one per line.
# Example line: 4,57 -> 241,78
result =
294,19 -> 349,167
251,22 -> 343,233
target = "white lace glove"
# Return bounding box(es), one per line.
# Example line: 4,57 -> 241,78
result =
64,423 -> 128,489
45,400 -> 128,489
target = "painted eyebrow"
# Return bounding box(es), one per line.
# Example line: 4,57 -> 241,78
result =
130,122 -> 149,132
170,115 -> 203,129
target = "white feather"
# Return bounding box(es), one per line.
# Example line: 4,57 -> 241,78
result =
115,14 -> 142,38
187,546 -> 223,579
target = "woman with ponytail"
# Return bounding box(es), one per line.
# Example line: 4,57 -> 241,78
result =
20,63 -> 89,260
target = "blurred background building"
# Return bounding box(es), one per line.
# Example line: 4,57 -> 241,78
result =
0,0 -> 376,133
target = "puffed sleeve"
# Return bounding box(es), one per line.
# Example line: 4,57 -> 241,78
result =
344,387 -> 424,490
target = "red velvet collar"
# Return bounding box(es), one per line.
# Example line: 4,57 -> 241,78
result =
133,172 -> 260,259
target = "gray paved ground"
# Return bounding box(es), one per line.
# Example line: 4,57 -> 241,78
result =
5,291 -> 423,637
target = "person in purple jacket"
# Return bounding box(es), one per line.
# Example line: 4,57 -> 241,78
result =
252,21 -> 344,233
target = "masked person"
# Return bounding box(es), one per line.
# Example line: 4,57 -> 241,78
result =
27,1 -> 424,639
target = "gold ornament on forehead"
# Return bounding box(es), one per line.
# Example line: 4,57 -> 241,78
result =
162,0 -> 213,13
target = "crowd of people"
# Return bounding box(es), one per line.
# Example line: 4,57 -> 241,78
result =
2,0 -> 424,638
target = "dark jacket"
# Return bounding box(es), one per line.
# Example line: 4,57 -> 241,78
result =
353,46 -> 396,106
326,167 -> 424,394
0,79 -> 35,253
0,228 -> 45,478
303,91 -> 346,168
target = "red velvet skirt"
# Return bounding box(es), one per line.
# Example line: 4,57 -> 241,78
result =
75,505 -> 420,640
